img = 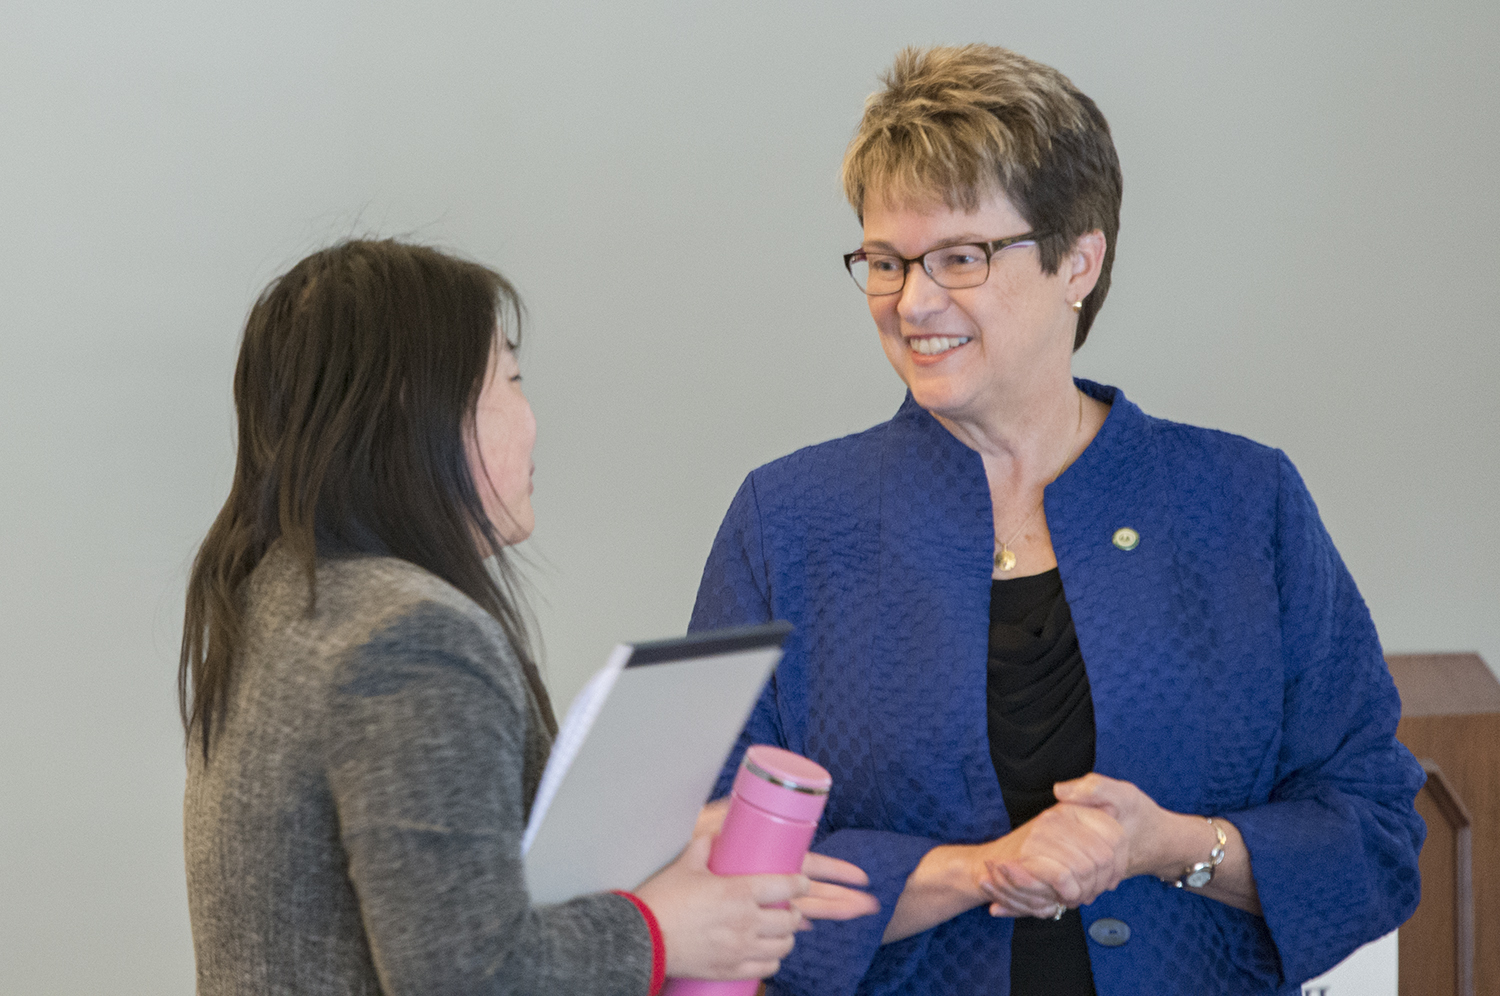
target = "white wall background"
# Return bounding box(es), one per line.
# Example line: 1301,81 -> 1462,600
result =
2,2 -> 1496,992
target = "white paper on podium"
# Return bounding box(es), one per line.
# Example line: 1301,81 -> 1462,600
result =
522,622 -> 790,905
1301,930 -> 1398,996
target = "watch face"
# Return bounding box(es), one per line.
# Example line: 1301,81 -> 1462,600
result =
1185,865 -> 1213,889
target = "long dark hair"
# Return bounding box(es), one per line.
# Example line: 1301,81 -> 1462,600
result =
179,238 -> 553,756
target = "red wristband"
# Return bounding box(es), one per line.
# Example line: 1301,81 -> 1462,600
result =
612,890 -> 666,996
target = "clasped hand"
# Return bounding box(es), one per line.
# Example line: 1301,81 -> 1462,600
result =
977,773 -> 1164,919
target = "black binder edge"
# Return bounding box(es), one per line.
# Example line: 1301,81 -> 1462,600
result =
624,620 -> 793,667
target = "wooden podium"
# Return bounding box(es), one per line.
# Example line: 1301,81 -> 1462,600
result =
1387,653 -> 1499,996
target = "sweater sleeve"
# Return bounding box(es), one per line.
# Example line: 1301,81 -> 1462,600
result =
1223,452 -> 1426,984
691,475 -> 937,996
324,603 -> 655,996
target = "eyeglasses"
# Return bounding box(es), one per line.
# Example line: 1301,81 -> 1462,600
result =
843,232 -> 1046,296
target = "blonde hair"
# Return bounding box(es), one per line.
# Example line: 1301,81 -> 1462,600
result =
842,45 -> 1122,348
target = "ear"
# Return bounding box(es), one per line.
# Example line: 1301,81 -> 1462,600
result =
1063,230 -> 1107,306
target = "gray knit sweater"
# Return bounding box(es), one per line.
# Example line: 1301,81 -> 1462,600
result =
184,548 -> 654,995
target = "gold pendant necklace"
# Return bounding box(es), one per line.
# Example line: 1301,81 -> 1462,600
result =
994,390 -> 1085,574
993,510 -> 1036,572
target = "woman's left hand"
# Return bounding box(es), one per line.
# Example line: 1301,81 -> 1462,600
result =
794,853 -> 881,921
692,798 -> 732,839
1051,773 -> 1171,878
979,774 -> 1169,917
693,799 -> 881,922
985,773 -> 1263,917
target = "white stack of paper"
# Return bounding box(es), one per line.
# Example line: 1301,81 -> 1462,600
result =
522,622 -> 791,904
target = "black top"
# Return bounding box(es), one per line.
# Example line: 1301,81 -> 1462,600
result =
988,568 -> 1098,996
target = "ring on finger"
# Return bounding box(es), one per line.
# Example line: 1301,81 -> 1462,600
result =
1051,903 -> 1066,921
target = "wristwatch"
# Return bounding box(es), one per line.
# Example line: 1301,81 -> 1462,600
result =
1165,817 -> 1227,889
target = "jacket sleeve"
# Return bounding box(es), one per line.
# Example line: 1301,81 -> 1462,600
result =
325,604 -> 655,996
692,474 -> 787,795
1222,452 -> 1426,985
691,474 -> 939,996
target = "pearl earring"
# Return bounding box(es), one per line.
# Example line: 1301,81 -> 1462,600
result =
1071,300 -> 1083,312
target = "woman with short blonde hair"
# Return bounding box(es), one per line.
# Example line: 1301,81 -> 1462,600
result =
692,44 -> 1423,996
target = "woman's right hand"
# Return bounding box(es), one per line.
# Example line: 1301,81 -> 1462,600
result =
633,834 -> 811,981
882,801 -> 1127,943
976,801 -> 1128,918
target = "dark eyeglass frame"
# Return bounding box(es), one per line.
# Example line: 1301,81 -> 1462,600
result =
842,232 -> 1049,296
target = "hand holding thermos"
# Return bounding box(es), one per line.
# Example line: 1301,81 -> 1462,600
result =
658,745 -> 862,995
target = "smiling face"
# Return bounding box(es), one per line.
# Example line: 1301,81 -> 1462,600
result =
861,190 -> 1098,426
467,340 -> 537,545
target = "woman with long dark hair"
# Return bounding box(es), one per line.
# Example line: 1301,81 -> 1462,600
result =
180,239 -> 875,995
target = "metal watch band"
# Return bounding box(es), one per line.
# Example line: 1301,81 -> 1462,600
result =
1164,816 -> 1227,889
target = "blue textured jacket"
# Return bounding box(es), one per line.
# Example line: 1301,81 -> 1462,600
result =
690,381 -> 1424,996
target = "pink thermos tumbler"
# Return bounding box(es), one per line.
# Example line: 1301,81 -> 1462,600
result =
661,744 -> 832,996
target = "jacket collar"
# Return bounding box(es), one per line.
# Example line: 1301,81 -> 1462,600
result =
866,381 -> 1152,838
